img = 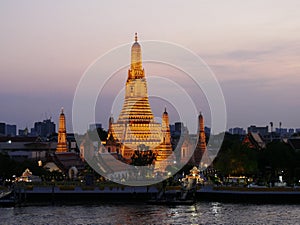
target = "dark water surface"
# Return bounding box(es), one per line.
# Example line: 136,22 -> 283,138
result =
1,202 -> 300,225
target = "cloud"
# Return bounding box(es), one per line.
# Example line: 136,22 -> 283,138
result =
197,40 -> 300,129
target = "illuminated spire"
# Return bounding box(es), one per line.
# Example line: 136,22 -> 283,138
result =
154,108 -> 173,167
162,108 -> 170,142
199,112 -> 204,132
109,33 -> 164,160
56,107 -> 68,153
192,112 -> 207,166
135,32 -> 138,42
128,32 -> 144,80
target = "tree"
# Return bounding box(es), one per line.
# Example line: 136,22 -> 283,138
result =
131,145 -> 156,166
263,141 -> 296,184
97,128 -> 108,141
214,142 -> 258,176
0,153 -> 48,182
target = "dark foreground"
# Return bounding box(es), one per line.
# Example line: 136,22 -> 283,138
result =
3,185 -> 300,206
2,202 -> 300,224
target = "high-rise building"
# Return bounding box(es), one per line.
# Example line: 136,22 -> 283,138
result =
33,119 -> 55,137
6,124 -> 17,136
276,128 -> 288,134
106,33 -> 173,168
89,123 -> 102,131
229,127 -> 246,135
288,128 -> 295,135
18,128 -> 29,136
56,108 -> 68,153
170,122 -> 184,137
247,125 -> 269,136
204,126 -> 211,135
0,123 -> 5,136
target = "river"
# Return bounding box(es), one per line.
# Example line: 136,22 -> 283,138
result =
1,202 -> 300,224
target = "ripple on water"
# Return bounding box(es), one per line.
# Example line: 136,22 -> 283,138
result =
1,203 -> 300,225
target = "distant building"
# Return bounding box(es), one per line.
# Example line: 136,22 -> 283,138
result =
247,125 -> 269,136
275,128 -> 288,135
169,124 -> 175,133
175,122 -> 183,133
33,118 -> 55,138
89,123 -> 102,131
177,128 -> 194,165
0,123 -> 16,136
274,127 -> 296,138
229,127 -> 246,135
18,127 -> 29,136
45,152 -> 85,178
288,128 -> 295,135
170,114 -> 209,167
6,124 -> 17,136
170,122 -> 184,137
204,126 -> 211,135
66,133 -> 78,152
0,123 -> 5,136
0,136 -> 56,161
30,128 -> 37,136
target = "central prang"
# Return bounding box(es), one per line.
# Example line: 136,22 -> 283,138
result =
105,33 -> 173,171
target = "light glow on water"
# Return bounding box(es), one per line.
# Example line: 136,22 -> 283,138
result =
1,202 -> 300,225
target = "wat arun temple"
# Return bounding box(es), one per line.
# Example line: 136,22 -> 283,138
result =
101,33 -> 207,172
105,33 -> 173,171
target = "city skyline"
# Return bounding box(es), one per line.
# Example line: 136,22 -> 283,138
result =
1,1 -> 300,132
1,115 -> 300,136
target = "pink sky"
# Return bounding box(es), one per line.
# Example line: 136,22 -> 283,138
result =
0,0 -> 300,132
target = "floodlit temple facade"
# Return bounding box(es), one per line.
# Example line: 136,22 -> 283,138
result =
106,33 -> 173,170
56,108 -> 68,153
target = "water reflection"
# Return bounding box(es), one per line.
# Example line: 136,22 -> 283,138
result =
1,203 -> 300,224
211,202 -> 222,214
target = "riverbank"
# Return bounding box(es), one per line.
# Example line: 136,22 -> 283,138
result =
197,186 -> 300,204
4,185 -> 300,206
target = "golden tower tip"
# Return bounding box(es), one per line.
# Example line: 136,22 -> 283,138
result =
134,32 -> 138,42
61,107 -> 64,114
